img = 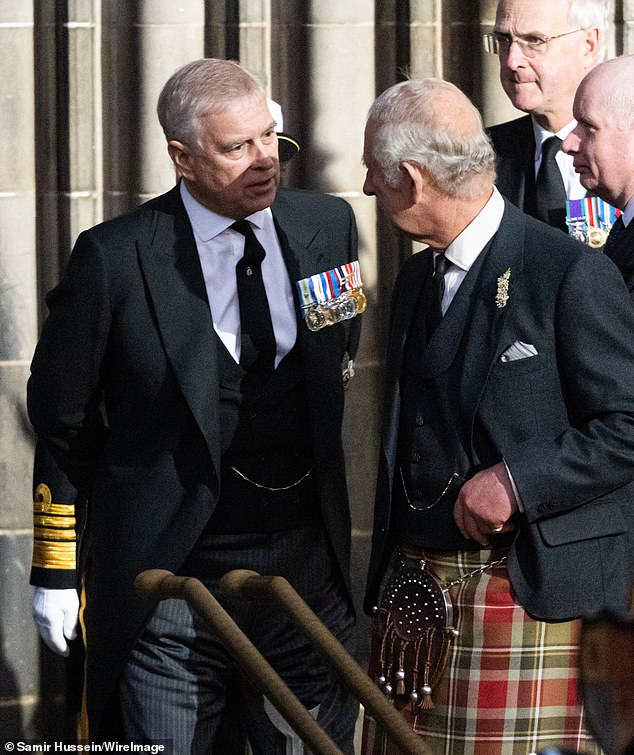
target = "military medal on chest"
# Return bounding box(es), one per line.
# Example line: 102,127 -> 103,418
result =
566,197 -> 621,249
296,260 -> 366,331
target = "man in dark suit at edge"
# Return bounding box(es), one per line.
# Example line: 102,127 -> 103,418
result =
486,0 -> 608,231
361,77 -> 634,753
28,58 -> 362,753
563,55 -> 634,299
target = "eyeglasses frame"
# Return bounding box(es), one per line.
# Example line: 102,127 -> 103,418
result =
482,27 -> 586,58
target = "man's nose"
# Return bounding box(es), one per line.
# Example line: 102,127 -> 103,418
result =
562,131 -> 579,155
253,138 -> 278,164
504,39 -> 528,68
363,172 -> 375,196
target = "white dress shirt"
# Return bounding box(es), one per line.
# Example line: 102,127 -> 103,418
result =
436,186 -> 506,314
532,117 -> 585,201
180,181 -> 297,367
433,186 -> 523,510
622,197 -> 634,229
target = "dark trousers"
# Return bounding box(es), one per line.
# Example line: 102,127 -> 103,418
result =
119,525 -> 358,754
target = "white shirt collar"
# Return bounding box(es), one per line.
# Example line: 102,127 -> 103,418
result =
179,180 -> 270,242
442,187 -> 506,272
531,116 -> 576,148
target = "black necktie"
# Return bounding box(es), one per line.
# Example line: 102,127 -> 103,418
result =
426,253 -> 450,336
231,220 -> 276,374
603,215 -> 626,259
534,136 -> 567,231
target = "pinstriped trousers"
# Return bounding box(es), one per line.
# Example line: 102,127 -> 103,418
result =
119,525 -> 358,754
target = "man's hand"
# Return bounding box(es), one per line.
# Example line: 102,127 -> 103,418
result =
453,461 -> 519,546
32,587 -> 79,656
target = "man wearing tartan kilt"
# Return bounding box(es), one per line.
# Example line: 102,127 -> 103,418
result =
361,77 -> 634,754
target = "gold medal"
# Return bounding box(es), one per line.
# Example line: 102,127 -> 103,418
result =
587,226 -> 608,248
351,288 -> 367,314
305,308 -> 326,332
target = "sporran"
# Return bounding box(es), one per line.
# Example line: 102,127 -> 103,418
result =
371,552 -> 458,711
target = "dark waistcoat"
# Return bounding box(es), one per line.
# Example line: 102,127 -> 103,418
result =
394,244 -> 501,551
185,334 -> 318,550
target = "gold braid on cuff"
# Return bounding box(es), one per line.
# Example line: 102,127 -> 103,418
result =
32,483 -> 77,570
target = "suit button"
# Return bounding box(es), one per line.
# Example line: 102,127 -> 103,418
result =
416,415 -> 424,427
380,526 -> 387,534
415,489 -> 422,498
411,451 -> 422,463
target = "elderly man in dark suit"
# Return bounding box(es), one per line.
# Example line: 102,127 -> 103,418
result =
563,55 -> 634,297
28,57 -> 362,753
360,77 -> 634,754
485,0 -> 608,231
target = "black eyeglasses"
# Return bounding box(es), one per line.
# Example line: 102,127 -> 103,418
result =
482,28 -> 585,58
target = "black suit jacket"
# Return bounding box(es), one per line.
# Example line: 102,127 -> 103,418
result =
489,115 -> 537,215
365,200 -> 634,623
28,184 -> 361,737
604,219 -> 634,303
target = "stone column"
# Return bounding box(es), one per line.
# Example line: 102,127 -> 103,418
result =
622,0 -> 634,54
102,0 -> 206,218
0,0 -> 47,740
479,0 -> 524,127
409,0 -> 443,78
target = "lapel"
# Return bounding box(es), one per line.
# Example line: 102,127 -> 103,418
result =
382,251 -> 434,459
459,201 -> 526,431
270,191 -> 350,458
270,190 -> 337,362
413,241 -> 493,379
136,186 -> 222,475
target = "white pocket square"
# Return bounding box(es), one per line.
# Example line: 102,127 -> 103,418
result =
500,341 -> 538,362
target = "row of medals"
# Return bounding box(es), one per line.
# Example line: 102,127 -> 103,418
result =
303,287 -> 367,332
568,221 -> 610,249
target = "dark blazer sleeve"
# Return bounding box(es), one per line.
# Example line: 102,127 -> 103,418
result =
502,249 -> 634,521
28,229 -> 111,492
30,440 -> 84,588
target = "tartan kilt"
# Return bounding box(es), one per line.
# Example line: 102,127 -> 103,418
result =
362,547 -> 601,755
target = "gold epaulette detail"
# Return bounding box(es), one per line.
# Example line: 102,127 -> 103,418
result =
34,501 -> 75,517
33,483 -> 77,570
33,514 -> 76,529
34,527 -> 77,541
32,540 -> 76,570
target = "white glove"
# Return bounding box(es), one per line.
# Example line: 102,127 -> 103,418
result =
32,587 -> 79,657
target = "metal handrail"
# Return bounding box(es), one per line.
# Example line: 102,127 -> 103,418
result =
220,569 -> 429,755
135,569 -> 344,755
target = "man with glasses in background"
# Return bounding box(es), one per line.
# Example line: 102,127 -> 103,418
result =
484,0 -> 609,231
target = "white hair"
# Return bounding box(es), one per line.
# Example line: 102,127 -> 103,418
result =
157,58 -> 266,149
568,0 -> 611,61
367,79 -> 496,200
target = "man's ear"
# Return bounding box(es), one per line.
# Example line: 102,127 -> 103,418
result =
401,161 -> 427,203
583,27 -> 600,67
168,140 -> 192,179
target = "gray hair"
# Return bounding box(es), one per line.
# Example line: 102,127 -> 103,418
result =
568,0 -> 611,61
367,78 -> 496,200
157,58 -> 266,148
